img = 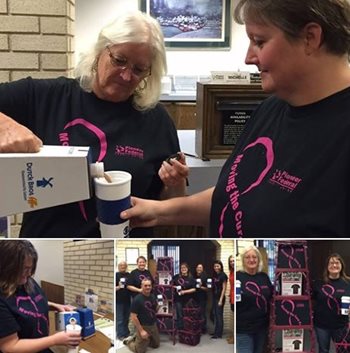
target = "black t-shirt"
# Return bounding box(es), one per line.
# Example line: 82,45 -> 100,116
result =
194,272 -> 208,303
0,279 -> 52,353
236,271 -> 273,334
116,272 -> 131,304
130,293 -> 157,326
171,274 -> 196,303
210,88 -> 350,237
0,77 -> 180,237
213,271 -> 228,299
126,269 -> 154,297
293,340 -> 302,350
312,278 -> 350,329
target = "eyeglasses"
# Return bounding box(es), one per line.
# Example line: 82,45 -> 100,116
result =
22,265 -> 32,275
106,46 -> 152,79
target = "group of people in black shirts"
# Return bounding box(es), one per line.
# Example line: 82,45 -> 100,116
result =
116,255 -> 233,353
237,245 -> 350,353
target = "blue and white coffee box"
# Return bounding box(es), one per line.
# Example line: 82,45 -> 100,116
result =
55,311 -> 81,331
236,280 -> 241,302
341,296 -> 350,315
77,307 -> 96,338
0,145 -> 104,216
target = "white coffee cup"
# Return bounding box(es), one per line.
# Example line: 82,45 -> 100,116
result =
157,294 -> 164,306
207,278 -> 212,288
196,278 -> 202,288
120,277 -> 126,288
66,323 -> 81,353
94,171 -> 132,238
176,285 -> 182,295
341,296 -> 350,315
236,280 -> 241,302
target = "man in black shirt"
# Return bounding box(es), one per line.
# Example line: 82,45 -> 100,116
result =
124,279 -> 159,353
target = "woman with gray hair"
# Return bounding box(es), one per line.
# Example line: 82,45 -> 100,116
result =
236,245 -> 273,353
0,10 -> 188,237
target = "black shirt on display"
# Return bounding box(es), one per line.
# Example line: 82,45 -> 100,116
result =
236,271 -> 273,334
116,272 -> 131,304
0,279 -> 53,353
210,88 -> 350,237
126,269 -> 154,297
130,293 -> 157,326
312,278 -> 350,329
0,77 -> 180,237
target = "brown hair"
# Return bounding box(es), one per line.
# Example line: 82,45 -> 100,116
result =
323,253 -> 350,283
0,240 -> 38,297
234,0 -> 350,56
180,262 -> 191,277
228,255 -> 235,273
137,255 -> 147,264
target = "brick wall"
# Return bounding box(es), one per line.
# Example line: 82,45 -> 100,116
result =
216,240 -> 234,334
115,239 -> 234,334
0,0 -> 75,82
236,239 -> 255,270
64,240 -> 114,314
116,239 -> 148,272
1,0 -> 75,236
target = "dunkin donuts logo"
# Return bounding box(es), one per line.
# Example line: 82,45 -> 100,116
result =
21,162 -> 55,208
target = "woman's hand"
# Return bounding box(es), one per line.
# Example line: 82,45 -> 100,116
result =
158,152 -> 189,187
49,302 -> 75,312
52,331 -> 81,347
120,197 -> 161,228
0,112 -> 42,152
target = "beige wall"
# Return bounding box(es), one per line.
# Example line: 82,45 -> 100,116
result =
64,239 -> 114,314
236,239 -> 255,271
116,239 -> 234,334
0,0 -> 75,82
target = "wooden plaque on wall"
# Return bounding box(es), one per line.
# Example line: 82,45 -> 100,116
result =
195,83 -> 269,159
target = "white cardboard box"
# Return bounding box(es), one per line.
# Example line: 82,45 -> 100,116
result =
281,272 -> 303,295
85,293 -> 99,312
55,311 -> 80,331
283,329 -> 304,352
158,271 -> 172,285
0,145 -> 96,216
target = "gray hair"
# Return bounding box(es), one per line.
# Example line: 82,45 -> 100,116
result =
75,10 -> 167,111
240,245 -> 263,273
234,0 -> 350,56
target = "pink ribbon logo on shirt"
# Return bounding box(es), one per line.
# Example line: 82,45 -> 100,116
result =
145,299 -> 156,319
281,245 -> 301,268
280,300 -> 302,326
16,295 -> 48,335
245,281 -> 268,312
60,118 -> 108,221
219,137 -> 274,237
321,284 -> 340,313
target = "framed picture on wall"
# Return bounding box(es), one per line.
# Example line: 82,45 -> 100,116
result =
125,248 -> 139,265
139,0 -> 231,49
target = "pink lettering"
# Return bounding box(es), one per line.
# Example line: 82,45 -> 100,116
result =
59,132 -> 70,145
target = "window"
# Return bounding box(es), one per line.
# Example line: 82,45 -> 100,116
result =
151,244 -> 180,274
